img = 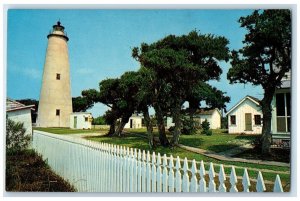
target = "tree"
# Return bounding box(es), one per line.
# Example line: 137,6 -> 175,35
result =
133,30 -> 230,146
82,81 -> 120,136
92,116 -> 106,125
227,10 -> 291,155
72,96 -> 94,112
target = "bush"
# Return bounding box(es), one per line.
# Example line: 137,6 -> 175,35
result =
6,117 -> 31,154
201,119 -> 212,136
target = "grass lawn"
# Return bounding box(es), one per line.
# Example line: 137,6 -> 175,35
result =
34,127 -> 107,134
126,128 -> 259,153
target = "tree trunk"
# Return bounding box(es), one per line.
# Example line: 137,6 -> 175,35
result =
107,120 -> 116,136
143,108 -> 154,149
154,105 -> 169,147
261,87 -> 276,156
114,115 -> 131,137
172,105 -> 182,146
114,120 -> 126,137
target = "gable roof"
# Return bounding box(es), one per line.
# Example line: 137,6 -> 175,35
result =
226,95 -> 261,116
6,98 -> 35,112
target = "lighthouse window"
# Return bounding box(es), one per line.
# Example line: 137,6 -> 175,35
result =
56,73 -> 61,80
56,109 -> 60,116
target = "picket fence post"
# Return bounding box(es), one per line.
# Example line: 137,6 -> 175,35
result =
256,171 -> 266,192
242,168 -> 251,192
175,156 -> 182,192
230,166 -> 238,193
140,150 -> 146,192
162,154 -> 168,192
151,152 -> 157,192
146,151 -> 152,192
156,153 -> 162,192
182,157 -> 189,192
199,160 -> 207,192
190,159 -> 198,192
168,155 -> 175,192
137,149 -> 142,192
273,175 -> 283,192
208,162 -> 216,192
218,164 -> 227,192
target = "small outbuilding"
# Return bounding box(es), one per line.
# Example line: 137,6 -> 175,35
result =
124,114 -> 143,129
70,112 -> 93,129
226,96 -> 263,134
193,108 -> 222,129
6,98 -> 35,136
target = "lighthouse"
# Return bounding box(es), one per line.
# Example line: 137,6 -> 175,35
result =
37,21 -> 73,127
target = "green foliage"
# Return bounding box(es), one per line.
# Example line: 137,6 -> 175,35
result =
228,10 -> 291,88
72,96 -> 94,112
92,116 -> 106,125
201,119 -> 212,136
6,117 -> 31,154
181,116 -> 197,135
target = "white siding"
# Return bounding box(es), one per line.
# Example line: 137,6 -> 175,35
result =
227,99 -> 262,134
7,108 -> 33,136
70,113 -> 93,129
124,116 -> 143,129
197,110 -> 221,129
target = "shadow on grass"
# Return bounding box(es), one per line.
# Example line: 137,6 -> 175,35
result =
206,144 -> 240,153
178,137 -> 204,148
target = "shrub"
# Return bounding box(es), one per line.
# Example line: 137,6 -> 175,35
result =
201,119 -> 212,136
6,117 -> 31,154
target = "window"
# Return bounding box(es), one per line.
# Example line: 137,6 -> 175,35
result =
56,109 -> 60,116
230,115 -> 236,125
56,73 -> 61,80
85,117 -> 88,122
254,115 -> 261,125
276,92 -> 291,133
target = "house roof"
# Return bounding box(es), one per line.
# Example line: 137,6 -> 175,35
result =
226,95 -> 261,116
6,98 -> 35,112
194,108 -> 220,116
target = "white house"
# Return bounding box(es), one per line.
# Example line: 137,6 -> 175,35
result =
226,96 -> 263,134
193,108 -> 222,129
70,112 -> 93,129
270,74 -> 291,146
124,114 -> 143,129
6,98 -> 34,136
166,108 -> 221,129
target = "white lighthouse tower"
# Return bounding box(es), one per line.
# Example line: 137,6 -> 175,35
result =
37,21 -> 72,127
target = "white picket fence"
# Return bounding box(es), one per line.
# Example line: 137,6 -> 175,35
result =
32,130 -> 285,192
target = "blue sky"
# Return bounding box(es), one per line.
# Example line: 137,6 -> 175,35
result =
7,9 -> 263,117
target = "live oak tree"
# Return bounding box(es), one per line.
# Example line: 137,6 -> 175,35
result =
83,80 -> 121,136
133,30 -> 230,146
72,96 -> 95,112
227,10 -> 291,155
